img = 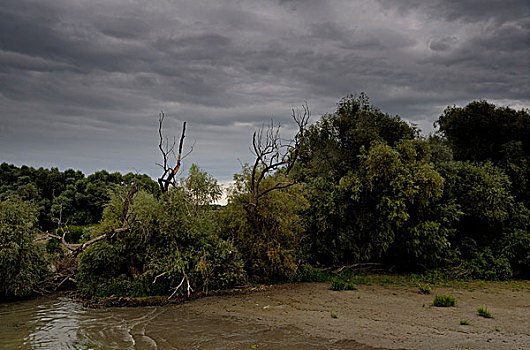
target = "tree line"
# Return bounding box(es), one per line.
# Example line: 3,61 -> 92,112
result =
1,94 -> 529,299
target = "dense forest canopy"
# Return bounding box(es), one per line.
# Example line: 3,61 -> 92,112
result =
1,95 -> 529,299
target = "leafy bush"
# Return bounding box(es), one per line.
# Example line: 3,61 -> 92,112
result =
463,247 -> 513,281
295,264 -> 330,282
0,196 -> 47,298
433,294 -> 456,307
77,187 -> 245,297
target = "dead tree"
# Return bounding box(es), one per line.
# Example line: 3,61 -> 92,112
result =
246,104 -> 309,219
157,111 -> 190,193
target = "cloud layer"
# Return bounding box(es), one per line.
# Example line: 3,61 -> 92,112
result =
1,0 -> 528,181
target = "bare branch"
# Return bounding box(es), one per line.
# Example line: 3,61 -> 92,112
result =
157,112 -> 189,193
152,271 -> 168,284
246,104 -> 310,215
46,184 -> 137,256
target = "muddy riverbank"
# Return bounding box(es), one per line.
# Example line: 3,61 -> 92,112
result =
1,280 -> 529,349
184,281 -> 530,350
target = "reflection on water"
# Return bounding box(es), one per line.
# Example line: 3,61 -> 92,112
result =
0,294 -> 374,349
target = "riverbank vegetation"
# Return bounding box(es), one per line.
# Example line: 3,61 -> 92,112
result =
1,94 -> 529,300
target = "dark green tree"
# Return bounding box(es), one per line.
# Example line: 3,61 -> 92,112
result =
0,196 -> 47,298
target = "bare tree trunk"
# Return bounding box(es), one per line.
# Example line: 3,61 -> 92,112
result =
156,112 -> 190,193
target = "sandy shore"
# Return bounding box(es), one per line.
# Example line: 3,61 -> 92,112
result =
180,281 -> 530,350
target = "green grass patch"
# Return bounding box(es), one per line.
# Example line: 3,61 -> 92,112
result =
330,311 -> 338,319
417,283 -> 432,294
295,264 -> 331,282
330,277 -> 358,291
433,294 -> 456,307
477,305 -> 493,318
460,319 -> 470,325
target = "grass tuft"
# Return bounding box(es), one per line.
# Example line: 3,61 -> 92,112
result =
330,311 -> 338,318
417,283 -> 432,294
477,305 -> 493,318
460,319 -> 470,325
433,294 -> 456,307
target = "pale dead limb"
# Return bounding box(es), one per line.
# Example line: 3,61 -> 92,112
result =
46,184 -> 138,257
152,271 -> 168,284
336,263 -> 384,273
167,270 -> 193,299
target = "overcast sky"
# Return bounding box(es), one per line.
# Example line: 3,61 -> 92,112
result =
1,0 -> 529,185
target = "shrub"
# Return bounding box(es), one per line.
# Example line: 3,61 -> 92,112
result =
77,188 -> 246,297
330,311 -> 338,318
330,276 -> 358,291
417,283 -> 432,294
0,196 -> 47,298
295,264 -> 330,282
477,305 -> 493,318
463,247 -> 513,280
433,294 -> 456,307
460,319 -> 470,325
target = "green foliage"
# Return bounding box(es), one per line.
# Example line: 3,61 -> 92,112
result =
182,164 -> 222,212
294,264 -> 330,282
437,101 -> 530,166
435,101 -> 530,278
462,247 -> 513,281
460,319 -> 470,325
433,294 -> 456,307
0,196 -> 47,298
297,95 -> 455,271
330,311 -> 338,318
477,305 -> 493,318
221,166 -> 308,280
77,187 -> 245,297
329,269 -> 372,290
299,94 -> 421,265
0,164 -> 160,230
417,283 -> 432,294
330,277 -> 358,291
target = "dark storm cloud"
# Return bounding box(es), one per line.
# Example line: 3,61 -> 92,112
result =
377,0 -> 528,23
429,37 -> 458,52
1,0 -> 528,183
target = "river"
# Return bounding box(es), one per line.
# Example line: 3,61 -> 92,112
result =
0,293 -> 368,349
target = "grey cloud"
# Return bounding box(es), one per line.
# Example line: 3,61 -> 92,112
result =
377,0 -> 529,24
1,0 -> 528,181
429,36 -> 458,51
